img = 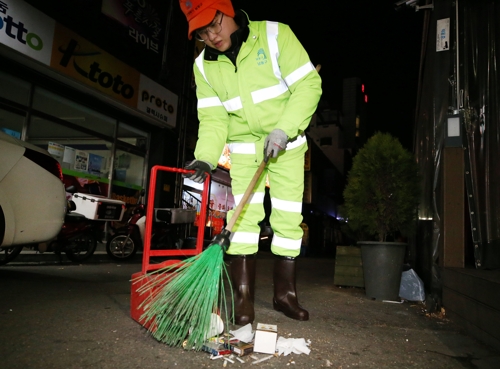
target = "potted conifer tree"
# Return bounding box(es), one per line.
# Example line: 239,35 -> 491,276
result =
342,132 -> 420,301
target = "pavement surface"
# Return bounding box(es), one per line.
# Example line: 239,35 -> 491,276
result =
1,247 -> 500,369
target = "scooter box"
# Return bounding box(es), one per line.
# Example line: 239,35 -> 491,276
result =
72,193 -> 126,221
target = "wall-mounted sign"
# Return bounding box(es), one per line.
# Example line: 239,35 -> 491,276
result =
51,23 -> 140,106
102,0 -> 163,56
0,0 -> 177,128
437,18 -> 450,52
0,0 -> 55,64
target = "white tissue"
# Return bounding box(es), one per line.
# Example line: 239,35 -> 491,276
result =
276,336 -> 311,356
229,323 -> 255,343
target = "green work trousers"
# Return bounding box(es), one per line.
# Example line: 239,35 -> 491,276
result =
226,140 -> 306,257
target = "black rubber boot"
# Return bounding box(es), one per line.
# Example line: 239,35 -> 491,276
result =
228,254 -> 256,325
273,255 -> 309,321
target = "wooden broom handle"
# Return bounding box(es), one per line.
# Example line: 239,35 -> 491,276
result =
225,157 -> 268,233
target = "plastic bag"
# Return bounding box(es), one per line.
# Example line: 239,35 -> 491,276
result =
399,268 -> 425,301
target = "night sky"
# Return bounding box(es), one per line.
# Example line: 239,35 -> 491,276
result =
233,0 -> 425,150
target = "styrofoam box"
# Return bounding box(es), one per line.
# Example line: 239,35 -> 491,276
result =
72,193 -> 126,221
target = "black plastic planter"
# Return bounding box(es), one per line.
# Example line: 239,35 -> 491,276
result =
358,241 -> 407,301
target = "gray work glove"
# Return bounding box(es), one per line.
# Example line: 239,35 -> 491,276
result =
264,129 -> 288,158
184,160 -> 213,183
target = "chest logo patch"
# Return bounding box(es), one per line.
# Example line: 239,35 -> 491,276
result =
256,48 -> 268,65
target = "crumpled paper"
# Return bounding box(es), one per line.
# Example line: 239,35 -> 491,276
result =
276,336 -> 311,356
229,323 -> 254,343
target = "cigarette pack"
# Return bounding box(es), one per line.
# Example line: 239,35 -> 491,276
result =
223,341 -> 254,357
202,342 -> 231,356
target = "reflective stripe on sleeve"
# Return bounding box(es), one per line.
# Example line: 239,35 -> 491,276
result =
272,234 -> 302,250
285,134 -> 307,150
198,96 -> 223,109
271,197 -> 303,213
284,62 -> 316,87
222,96 -> 243,112
251,81 -> 289,104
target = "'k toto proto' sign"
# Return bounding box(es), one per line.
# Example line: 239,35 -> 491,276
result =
0,0 -> 177,128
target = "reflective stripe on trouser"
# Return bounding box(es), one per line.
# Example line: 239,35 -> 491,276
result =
226,140 -> 306,257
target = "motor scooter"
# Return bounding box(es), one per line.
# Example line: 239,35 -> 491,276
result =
106,190 -> 196,261
106,190 -> 145,260
36,187 -> 103,262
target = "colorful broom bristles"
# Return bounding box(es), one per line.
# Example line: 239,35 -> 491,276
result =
133,243 -> 233,350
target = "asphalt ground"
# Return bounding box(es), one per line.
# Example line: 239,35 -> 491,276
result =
1,249 -> 500,369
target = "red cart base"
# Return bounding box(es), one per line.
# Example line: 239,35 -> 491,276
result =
130,271 -> 174,329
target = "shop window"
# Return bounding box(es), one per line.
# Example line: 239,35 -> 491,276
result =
0,71 -> 147,205
32,87 -> 116,138
27,115 -> 114,194
117,122 -> 148,149
113,149 -> 145,188
0,71 -> 31,105
27,113 -> 146,205
0,109 -> 25,139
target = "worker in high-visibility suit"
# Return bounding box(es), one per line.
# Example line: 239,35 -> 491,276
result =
180,0 -> 322,324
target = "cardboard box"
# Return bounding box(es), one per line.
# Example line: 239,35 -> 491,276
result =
72,193 -> 126,221
253,323 -> 277,354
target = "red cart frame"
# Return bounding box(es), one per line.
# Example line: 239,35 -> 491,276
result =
141,165 -> 210,273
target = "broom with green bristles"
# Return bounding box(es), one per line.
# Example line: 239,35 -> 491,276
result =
133,155 -> 270,350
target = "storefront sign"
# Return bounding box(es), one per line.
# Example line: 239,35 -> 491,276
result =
138,75 -> 178,126
0,0 -> 178,128
0,0 -> 54,64
101,0 -> 163,56
51,23 -> 140,106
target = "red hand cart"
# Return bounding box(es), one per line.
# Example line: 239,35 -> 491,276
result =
131,165 -> 210,324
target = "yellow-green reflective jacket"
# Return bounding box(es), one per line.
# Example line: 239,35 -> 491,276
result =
193,17 -> 322,167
